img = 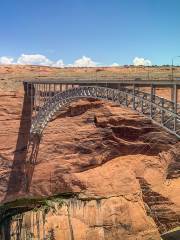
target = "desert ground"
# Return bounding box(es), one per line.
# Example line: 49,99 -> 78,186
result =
0,65 -> 179,240
0,64 -> 180,91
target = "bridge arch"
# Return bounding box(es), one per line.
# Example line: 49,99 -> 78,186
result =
30,86 -> 180,138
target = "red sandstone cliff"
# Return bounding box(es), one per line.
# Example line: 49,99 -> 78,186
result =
0,86 -> 179,239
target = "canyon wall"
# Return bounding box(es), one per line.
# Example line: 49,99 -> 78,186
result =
0,88 -> 179,239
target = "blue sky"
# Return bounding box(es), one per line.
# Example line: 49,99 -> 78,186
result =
0,0 -> 180,66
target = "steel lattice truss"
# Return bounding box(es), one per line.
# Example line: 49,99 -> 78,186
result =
30,86 -> 180,139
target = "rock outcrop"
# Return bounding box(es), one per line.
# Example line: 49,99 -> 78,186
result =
0,89 -> 179,240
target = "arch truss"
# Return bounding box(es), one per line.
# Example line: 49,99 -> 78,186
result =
30,86 -> 180,139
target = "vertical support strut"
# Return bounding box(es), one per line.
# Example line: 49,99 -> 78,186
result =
46,83 -> 47,101
54,84 -> 56,97
31,83 -> 34,116
43,84 -> 45,103
24,82 -> 29,97
25,82 -> 29,97
39,84 -> 42,108
150,84 -> 155,118
133,84 -> 135,109
49,84 -> 51,100
173,84 -> 177,131
34,84 -> 36,116
38,84 -> 40,109
161,98 -> 164,125
171,86 -> 174,102
24,82 -> 35,119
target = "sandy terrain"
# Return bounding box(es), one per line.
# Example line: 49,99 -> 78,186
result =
0,66 -> 179,239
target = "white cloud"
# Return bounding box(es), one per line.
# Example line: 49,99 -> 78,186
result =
71,56 -> 97,67
110,62 -> 120,67
52,59 -> 64,68
133,57 -> 152,66
0,56 -> 14,65
0,54 -> 97,68
17,54 -> 53,66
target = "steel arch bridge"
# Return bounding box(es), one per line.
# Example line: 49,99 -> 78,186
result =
24,82 -> 180,139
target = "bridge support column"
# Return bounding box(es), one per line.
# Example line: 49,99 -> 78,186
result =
133,84 -> 136,109
34,84 -> 37,115
161,98 -> 165,125
172,84 -> 177,131
150,85 -> 155,118
24,82 -> 35,118
44,84 -> 47,102
48,84 -> 51,100
150,85 -> 157,118
38,84 -> 42,109
152,85 -> 156,96
118,83 -> 121,90
171,84 -> 178,103
60,84 -> 62,91
53,84 -> 56,96
170,84 -> 178,131
171,86 -> 175,102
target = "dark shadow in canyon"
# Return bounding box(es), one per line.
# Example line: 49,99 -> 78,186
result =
138,177 -> 180,233
3,84 -> 40,202
25,135 -> 40,192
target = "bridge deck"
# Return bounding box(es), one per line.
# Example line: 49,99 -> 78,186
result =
24,79 -> 180,87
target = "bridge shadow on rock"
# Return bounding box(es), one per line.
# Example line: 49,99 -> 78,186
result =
25,135 -> 40,192
3,87 -> 40,202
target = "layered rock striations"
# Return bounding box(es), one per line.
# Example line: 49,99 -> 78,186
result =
0,89 -> 179,239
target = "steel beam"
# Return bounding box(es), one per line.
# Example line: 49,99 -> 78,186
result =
174,84 -> 177,131
133,84 -> 135,109
29,84 -> 180,139
150,85 -> 154,117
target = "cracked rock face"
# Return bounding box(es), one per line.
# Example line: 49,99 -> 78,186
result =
0,90 -> 180,240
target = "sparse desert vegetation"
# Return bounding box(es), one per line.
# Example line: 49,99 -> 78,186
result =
0,65 -> 180,91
